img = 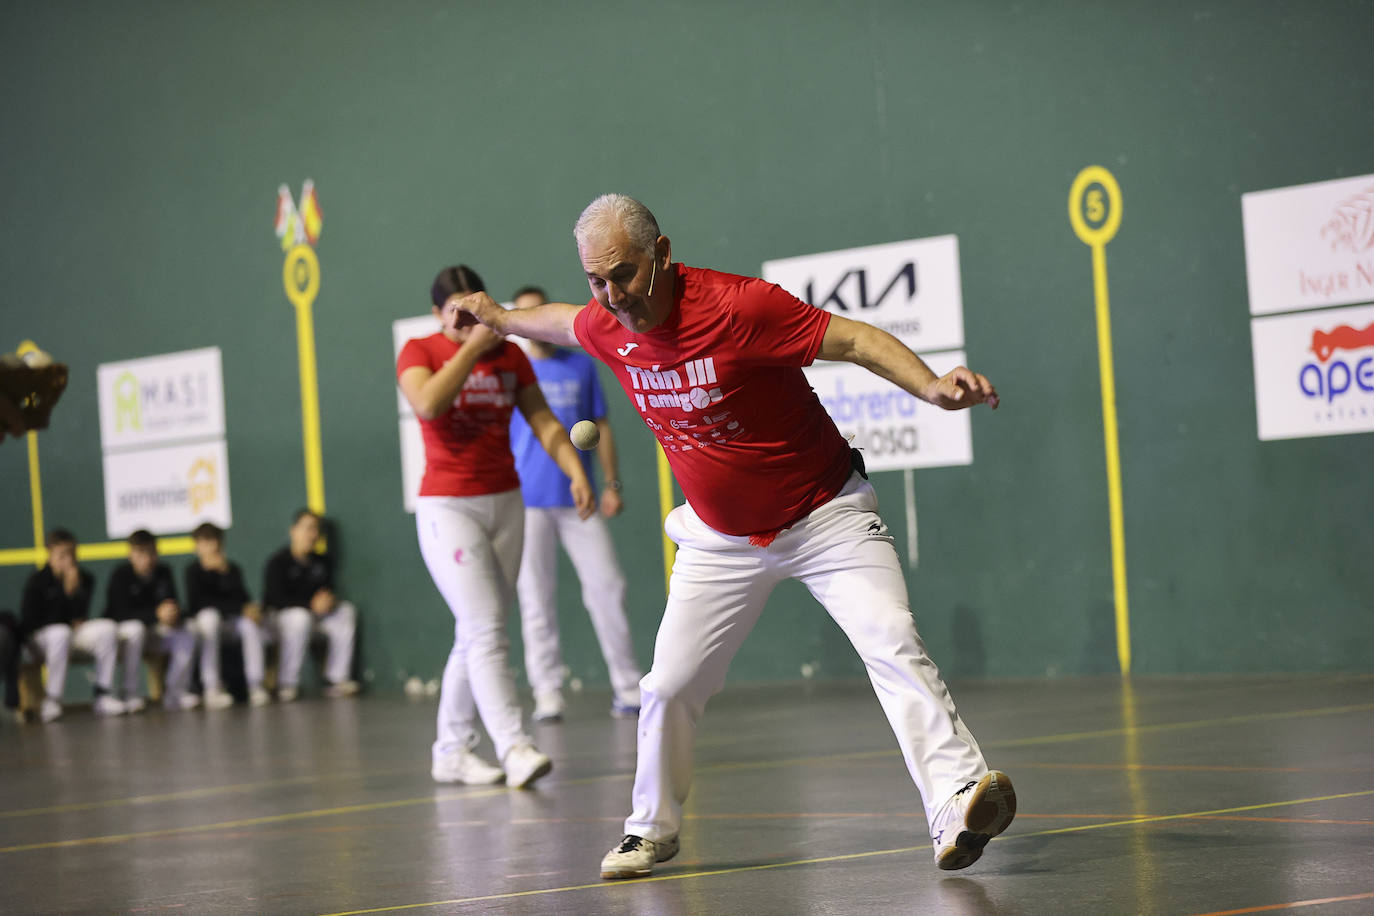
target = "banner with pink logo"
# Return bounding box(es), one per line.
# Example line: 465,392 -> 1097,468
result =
1243,173 -> 1374,441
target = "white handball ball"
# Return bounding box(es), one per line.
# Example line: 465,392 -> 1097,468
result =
570,419 -> 600,450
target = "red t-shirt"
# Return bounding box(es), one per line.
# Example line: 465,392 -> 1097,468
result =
574,263 -> 852,537
396,332 -> 536,497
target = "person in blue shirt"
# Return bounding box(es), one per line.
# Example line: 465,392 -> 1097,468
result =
508,285 -> 644,721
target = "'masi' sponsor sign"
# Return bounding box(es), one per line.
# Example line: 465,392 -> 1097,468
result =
96,347 -> 232,535
97,347 -> 225,450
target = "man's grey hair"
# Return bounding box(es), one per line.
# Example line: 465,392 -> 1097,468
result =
574,194 -> 660,255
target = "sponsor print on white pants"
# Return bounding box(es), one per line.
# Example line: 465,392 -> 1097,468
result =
416,493 -> 531,761
517,507 -> 643,703
1251,302 -> 1374,440
624,472 -> 988,843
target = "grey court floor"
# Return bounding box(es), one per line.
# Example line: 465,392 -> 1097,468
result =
1,675 -> 1372,916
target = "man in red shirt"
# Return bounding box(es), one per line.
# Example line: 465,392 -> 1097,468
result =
454,194 -> 1015,879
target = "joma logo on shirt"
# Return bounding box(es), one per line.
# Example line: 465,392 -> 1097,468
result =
629,359 -> 722,413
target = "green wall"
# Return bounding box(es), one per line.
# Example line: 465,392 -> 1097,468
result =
2,0 -> 1370,692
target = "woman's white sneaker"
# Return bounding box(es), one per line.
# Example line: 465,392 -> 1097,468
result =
600,834 -> 680,879
431,748 -> 505,785
92,695 -> 127,717
930,770 -> 1017,870
502,743 -> 553,788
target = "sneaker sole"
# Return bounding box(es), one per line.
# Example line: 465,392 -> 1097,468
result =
431,771 -> 506,786
600,838 -> 680,880
936,770 -> 1017,871
508,757 -> 553,789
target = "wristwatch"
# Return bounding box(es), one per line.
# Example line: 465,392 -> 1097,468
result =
607,479 -> 623,491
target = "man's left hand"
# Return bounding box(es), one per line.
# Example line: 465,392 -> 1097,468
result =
926,367 -> 999,411
600,488 -> 623,518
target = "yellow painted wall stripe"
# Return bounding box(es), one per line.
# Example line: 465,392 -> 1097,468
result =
26,431 -> 44,567
1070,166 -> 1130,675
656,443 -> 675,595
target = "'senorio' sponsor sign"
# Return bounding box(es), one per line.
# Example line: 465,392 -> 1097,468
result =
102,440 -> 232,537
1251,302 -> 1374,441
803,352 -> 973,471
1242,173 -> 1374,316
762,235 -> 964,352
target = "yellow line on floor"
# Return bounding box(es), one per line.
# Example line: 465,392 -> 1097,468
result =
5,703 -> 1368,829
1188,890 -> 1374,915
314,789 -> 1374,915
0,777 -> 326,819
0,789 -> 507,853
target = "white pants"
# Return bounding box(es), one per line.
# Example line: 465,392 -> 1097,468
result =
188,609 -> 267,691
517,507 -> 643,703
274,602 -> 356,689
626,472 -> 989,842
417,492 -> 530,761
116,619 -> 195,702
28,620 -> 118,699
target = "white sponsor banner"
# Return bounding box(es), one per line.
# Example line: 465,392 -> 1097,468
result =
392,315 -> 440,512
1251,302 -> 1374,441
103,439 -> 232,537
97,347 -> 225,451
1242,173 -> 1374,316
804,351 -> 973,471
762,235 -> 964,352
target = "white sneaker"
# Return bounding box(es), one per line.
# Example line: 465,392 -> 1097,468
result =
123,697 -> 147,714
502,743 -> 553,788
166,693 -> 201,712
600,834 -> 680,879
533,689 -> 565,722
930,770 -> 1017,871
278,686 -> 299,703
204,689 -> 235,710
40,698 -> 63,723
249,687 -> 271,707
432,748 -> 506,785
93,695 -> 126,717
323,680 -> 359,698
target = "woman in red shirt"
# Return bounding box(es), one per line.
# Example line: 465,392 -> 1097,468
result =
397,265 -> 594,788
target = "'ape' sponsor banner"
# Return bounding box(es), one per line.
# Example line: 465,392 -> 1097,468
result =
1251,302 -> 1374,440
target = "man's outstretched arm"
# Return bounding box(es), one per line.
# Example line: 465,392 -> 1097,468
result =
817,313 -> 999,410
449,292 -> 583,349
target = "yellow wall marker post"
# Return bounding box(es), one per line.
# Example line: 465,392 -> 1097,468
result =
283,243 -> 326,515
1069,165 -> 1131,675
656,443 -> 676,595
12,341 -> 47,568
